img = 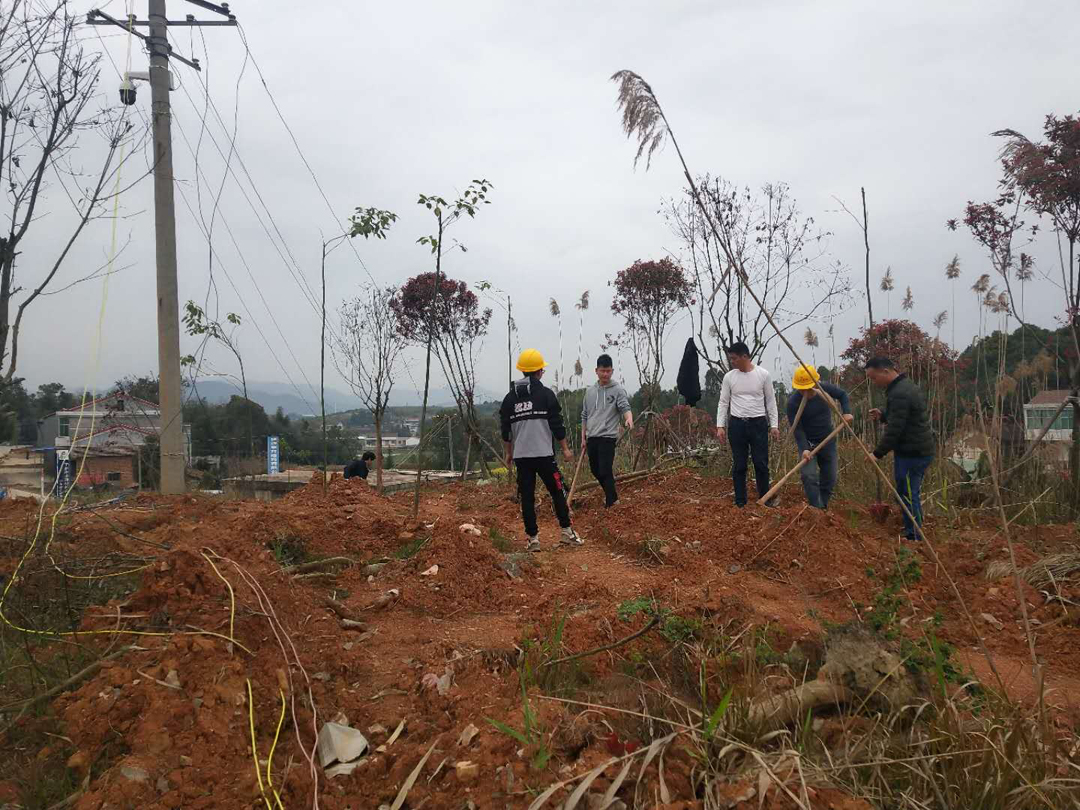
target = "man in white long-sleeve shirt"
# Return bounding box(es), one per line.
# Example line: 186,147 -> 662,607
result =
715,341 -> 780,507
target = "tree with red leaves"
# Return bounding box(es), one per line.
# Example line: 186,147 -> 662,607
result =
608,258 -> 692,411
392,272 -> 494,472
840,319 -> 960,437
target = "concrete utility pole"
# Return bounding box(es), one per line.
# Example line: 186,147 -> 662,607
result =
148,0 -> 184,494
88,1 -> 237,494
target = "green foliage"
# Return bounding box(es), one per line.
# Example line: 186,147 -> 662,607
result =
616,596 -> 701,643
393,533 -> 428,560
863,550 -> 965,683
489,525 -> 512,552
486,679 -> 550,771
268,531 -> 309,567
348,206 -> 397,240
864,547 -> 922,637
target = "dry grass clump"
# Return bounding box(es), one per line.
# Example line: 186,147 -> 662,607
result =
533,625 -> 1080,809
986,552 -> 1080,589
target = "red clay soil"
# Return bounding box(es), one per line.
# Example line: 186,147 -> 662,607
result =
0,470 -> 1078,808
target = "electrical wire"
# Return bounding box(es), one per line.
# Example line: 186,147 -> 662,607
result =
169,28 -> 326,319
236,23 -> 377,287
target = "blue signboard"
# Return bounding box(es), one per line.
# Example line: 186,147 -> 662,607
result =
267,436 -> 280,475
55,450 -> 73,497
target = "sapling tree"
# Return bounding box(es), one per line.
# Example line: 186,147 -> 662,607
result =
399,180 -> 492,517
549,299 -> 564,390
337,285 -> 405,493
339,206 -> 398,488
607,258 -> 692,412
181,302 -> 250,454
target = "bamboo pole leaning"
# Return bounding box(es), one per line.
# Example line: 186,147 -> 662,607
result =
759,421 -> 845,505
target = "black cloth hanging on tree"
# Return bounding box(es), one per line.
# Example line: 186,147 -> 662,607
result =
676,338 -> 701,406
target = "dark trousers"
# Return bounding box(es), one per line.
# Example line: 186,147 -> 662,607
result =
515,456 -> 571,537
796,435 -> 838,509
587,437 -> 618,507
729,416 -> 770,506
894,455 -> 933,539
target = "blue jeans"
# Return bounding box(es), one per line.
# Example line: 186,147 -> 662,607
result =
894,455 -> 933,539
797,436 -> 838,509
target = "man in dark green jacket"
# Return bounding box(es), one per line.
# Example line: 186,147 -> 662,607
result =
865,357 -> 936,541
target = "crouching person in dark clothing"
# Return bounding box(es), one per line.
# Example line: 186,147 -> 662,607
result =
344,451 -> 376,480
786,365 -> 853,509
499,348 -> 584,552
865,357 -> 936,542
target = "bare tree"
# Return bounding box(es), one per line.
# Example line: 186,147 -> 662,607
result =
665,177 -> 850,375
337,285 -> 406,493
1,1 -> 142,379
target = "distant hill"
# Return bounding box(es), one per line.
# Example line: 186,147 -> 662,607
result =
188,379 -> 468,416
187,379 -> 359,417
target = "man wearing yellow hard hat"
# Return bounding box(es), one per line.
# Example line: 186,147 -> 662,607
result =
499,348 -> 584,551
786,365 -> 853,509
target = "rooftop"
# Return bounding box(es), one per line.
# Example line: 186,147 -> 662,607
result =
1025,389 -> 1073,406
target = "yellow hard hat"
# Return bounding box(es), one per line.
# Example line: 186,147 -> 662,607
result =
792,364 -> 820,390
516,348 -> 546,373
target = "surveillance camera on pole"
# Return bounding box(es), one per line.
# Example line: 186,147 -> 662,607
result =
119,69 -> 174,106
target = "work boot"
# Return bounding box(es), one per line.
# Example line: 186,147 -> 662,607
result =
525,534 -> 541,552
559,527 -> 584,547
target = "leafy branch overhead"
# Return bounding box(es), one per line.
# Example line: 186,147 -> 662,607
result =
416,179 -> 493,253
348,207 -> 398,240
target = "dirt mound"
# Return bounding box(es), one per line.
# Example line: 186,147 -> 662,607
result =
1,469 -> 1077,808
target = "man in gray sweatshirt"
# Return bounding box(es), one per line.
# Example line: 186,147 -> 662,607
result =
580,354 -> 633,507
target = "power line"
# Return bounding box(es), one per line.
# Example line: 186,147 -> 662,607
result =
168,28 -> 326,319
168,95 -> 323,402
236,24 -> 377,286
172,171 -> 319,414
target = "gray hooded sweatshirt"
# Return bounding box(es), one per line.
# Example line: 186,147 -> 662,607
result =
581,381 -> 631,439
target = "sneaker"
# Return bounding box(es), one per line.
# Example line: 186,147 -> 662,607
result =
559,527 -> 584,547
525,535 -> 541,552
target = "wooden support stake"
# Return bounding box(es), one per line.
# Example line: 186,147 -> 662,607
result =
567,444 -> 588,509
758,422 -> 845,504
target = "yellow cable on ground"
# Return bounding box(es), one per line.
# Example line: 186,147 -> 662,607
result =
201,549 -> 237,651
266,687 -> 287,810
247,679 -> 274,810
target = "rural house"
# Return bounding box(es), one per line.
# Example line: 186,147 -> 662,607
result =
1023,389 -> 1074,466
36,392 -> 192,488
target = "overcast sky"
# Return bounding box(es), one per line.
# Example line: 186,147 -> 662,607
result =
14,0 -> 1079,409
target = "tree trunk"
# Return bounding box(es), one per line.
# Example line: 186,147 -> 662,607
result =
412,217 -> 443,521
374,410 -> 384,495
461,435 -> 472,481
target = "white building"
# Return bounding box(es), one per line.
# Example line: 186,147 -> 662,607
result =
1023,389 -> 1074,467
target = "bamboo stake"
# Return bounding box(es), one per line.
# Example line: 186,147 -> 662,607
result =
759,423 -> 844,504
566,444 -> 588,508
786,395 -> 807,443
